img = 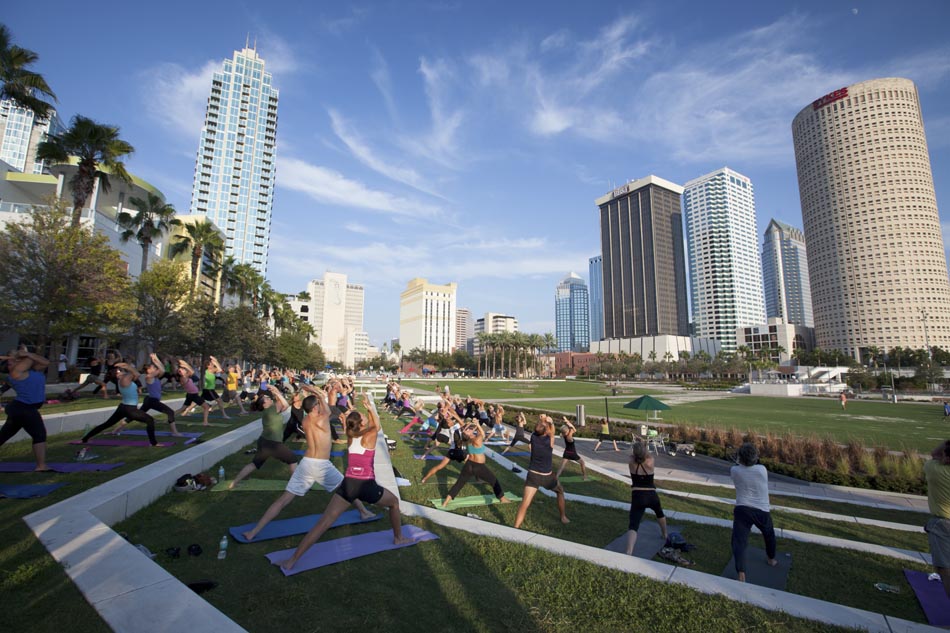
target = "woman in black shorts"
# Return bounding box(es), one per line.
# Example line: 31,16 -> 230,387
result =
0,347 -> 50,470
229,388 -> 297,488
556,416 -> 588,480
441,423 -> 509,507
513,414 -> 568,528
420,405 -> 466,482
502,412 -> 531,454
279,395 -> 411,571
624,440 -> 668,555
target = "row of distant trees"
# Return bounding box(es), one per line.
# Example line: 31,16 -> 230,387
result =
0,24 -> 321,370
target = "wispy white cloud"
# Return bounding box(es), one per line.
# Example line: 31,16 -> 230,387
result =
344,222 -> 374,235
370,48 -> 399,123
141,60 -> 218,140
278,157 -> 442,218
328,108 -> 443,197
321,7 -> 370,35
399,57 -> 465,168
256,30 -> 302,75
540,29 -> 571,52
468,53 -> 510,88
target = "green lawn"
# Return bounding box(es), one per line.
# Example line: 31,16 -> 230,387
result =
0,389 -> 189,419
0,407 -> 259,633
401,379 -> 653,401
111,413 -> 856,633
506,395 -> 950,453
390,414 -> 930,623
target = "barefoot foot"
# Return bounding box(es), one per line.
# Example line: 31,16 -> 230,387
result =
561,516 -> 570,524
241,531 -> 256,542
279,559 -> 296,571
767,558 -> 778,567
393,535 -> 414,545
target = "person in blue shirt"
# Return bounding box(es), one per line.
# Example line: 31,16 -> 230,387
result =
0,346 -> 51,471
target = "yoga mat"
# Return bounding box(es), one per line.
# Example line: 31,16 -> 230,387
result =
904,569 -> 950,626
0,482 -> 67,499
0,461 -> 125,473
175,421 -> 234,428
413,454 -> 444,461
722,548 -> 792,590
230,509 -> 382,543
69,439 -> 175,448
501,451 -> 529,457
428,492 -> 521,509
399,421 -> 419,433
265,525 -> 438,576
605,523 -> 682,560
213,479 -> 334,492
558,475 -> 601,483
293,450 -> 344,457
117,430 -> 204,438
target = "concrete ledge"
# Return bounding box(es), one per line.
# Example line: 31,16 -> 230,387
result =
23,421 -> 261,633
8,398 -> 185,443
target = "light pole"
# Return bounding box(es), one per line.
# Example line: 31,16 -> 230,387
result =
920,308 -> 932,361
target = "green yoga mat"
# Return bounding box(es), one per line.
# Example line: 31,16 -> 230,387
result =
428,492 -> 521,509
558,475 -> 601,483
212,479 -> 329,492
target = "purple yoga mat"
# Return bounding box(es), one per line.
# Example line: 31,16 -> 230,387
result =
265,525 -> 438,576
69,439 -> 175,448
904,569 -> 950,626
117,430 -> 204,438
0,461 -> 125,473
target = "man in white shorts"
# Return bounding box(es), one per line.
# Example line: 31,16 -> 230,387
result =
240,384 -> 374,542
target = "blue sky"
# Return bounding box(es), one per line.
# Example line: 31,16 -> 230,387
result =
7,1 -> 950,348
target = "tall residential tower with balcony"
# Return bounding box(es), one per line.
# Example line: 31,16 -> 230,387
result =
190,45 -> 278,276
683,167 -> 765,353
762,219 -> 813,327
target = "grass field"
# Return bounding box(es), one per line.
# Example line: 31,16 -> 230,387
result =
109,411 -> 860,632
0,406 -> 259,633
505,395 -> 950,453
400,379 -> 653,401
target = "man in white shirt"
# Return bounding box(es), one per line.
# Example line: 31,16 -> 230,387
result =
730,443 -> 778,582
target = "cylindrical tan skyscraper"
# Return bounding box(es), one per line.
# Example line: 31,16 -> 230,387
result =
792,77 -> 950,359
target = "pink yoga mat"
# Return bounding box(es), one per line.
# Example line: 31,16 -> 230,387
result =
399,421 -> 419,433
0,461 -> 125,473
905,569 -> 950,626
265,525 -> 437,576
69,439 -> 175,448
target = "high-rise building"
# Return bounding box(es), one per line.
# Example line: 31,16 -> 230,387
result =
762,219 -> 813,327
555,273 -> 590,352
190,45 -> 278,276
683,167 -> 765,353
399,278 -> 457,353
792,77 -> 950,357
455,307 -> 473,352
589,255 -> 604,343
596,176 -> 688,339
0,98 -> 65,174
289,272 -> 365,364
473,312 -> 519,355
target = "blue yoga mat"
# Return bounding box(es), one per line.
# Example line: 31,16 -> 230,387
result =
293,450 -> 345,457
905,569 -> 950,626
265,525 -> 438,576
0,482 -> 66,499
503,451 -> 529,456
230,509 -> 382,543
413,454 -> 444,460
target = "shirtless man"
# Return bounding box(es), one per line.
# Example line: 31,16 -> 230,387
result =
240,384 -> 374,542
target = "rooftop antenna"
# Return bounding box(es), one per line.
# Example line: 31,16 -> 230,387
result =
253,36 -> 257,51
246,33 -> 250,49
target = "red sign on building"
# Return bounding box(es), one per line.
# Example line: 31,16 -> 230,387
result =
812,87 -> 849,110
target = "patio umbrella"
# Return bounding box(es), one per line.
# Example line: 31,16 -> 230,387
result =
623,395 -> 671,421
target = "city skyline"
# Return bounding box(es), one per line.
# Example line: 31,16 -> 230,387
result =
6,2 -> 950,348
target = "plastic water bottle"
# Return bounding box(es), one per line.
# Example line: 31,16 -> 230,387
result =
218,465 -> 225,482
217,536 -> 228,560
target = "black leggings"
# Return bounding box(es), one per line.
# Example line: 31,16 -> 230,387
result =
731,505 -> 777,573
628,489 -> 665,531
508,431 -> 529,448
84,404 -> 156,445
0,400 -> 46,445
447,461 -> 503,499
141,397 -> 175,424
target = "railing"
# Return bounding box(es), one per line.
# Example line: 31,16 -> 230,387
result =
0,202 -> 94,219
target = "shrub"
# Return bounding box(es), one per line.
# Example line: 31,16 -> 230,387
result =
858,452 -> 878,477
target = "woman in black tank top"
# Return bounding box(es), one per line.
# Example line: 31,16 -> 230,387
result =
555,417 -> 588,480
624,441 -> 667,556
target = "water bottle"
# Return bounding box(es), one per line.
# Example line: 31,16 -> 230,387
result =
76,447 -> 88,462
218,465 -> 225,482
217,535 -> 228,560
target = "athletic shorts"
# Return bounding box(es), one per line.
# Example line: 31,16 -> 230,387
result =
597,433 -> 611,441
82,373 -> 104,386
285,457 -> 344,496
434,433 -> 449,444
201,389 -> 219,401
563,450 -> 581,462
525,470 -> 559,491
183,392 -> 205,407
252,437 -> 298,469
926,517 -> 950,568
493,424 -> 505,434
335,477 -> 385,504
629,489 -> 665,531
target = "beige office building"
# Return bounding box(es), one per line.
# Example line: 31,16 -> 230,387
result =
792,77 -> 950,358
399,278 -> 457,354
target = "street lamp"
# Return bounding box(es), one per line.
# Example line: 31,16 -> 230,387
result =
920,308 -> 933,361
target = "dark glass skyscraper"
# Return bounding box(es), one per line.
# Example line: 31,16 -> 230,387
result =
555,273 -> 590,352
596,176 -> 688,339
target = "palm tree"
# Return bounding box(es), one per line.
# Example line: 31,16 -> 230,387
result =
0,24 -> 57,119
116,192 -> 176,274
168,218 -> 224,294
211,255 -> 240,305
35,115 -> 135,226
297,290 -> 311,302
231,262 -> 263,307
